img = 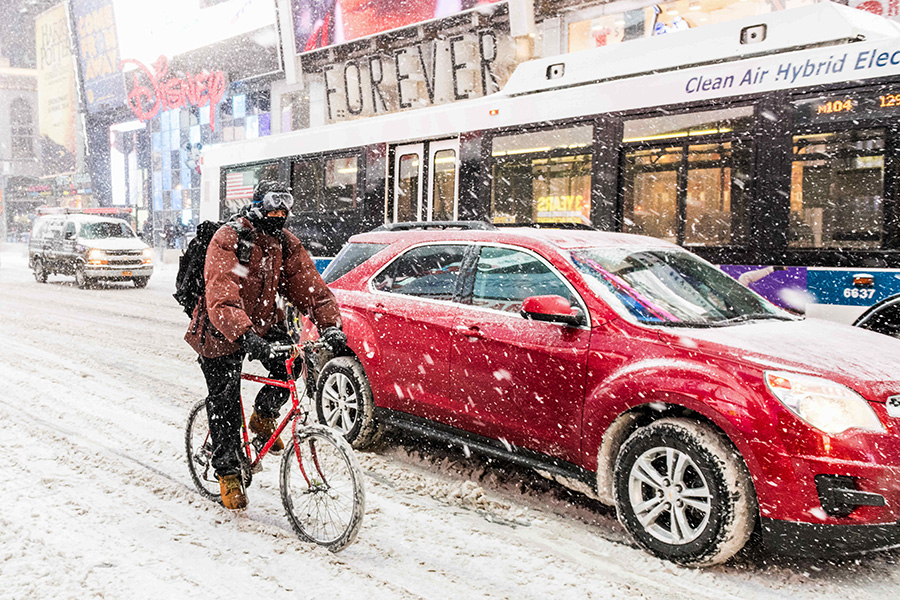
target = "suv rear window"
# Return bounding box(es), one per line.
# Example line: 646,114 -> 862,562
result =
322,242 -> 388,283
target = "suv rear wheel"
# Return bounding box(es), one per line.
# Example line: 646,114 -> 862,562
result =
316,356 -> 383,449
33,258 -> 47,283
614,418 -> 756,566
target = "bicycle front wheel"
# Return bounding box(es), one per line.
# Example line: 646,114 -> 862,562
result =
280,424 -> 365,552
185,399 -> 221,503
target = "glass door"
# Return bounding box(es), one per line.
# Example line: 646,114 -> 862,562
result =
428,139 -> 459,221
392,143 -> 424,222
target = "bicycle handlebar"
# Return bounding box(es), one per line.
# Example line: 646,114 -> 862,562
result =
270,340 -> 327,358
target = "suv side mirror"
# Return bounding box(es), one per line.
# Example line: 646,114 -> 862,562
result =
520,295 -> 585,327
64,230 -> 75,240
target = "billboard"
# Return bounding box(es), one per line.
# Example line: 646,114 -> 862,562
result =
112,0 -> 277,67
70,0 -> 127,113
291,0 -> 502,53
35,4 -> 77,175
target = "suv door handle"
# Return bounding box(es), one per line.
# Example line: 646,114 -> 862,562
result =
455,324 -> 485,339
367,303 -> 385,316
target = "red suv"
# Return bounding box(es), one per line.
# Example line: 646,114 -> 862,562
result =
310,222 -> 900,566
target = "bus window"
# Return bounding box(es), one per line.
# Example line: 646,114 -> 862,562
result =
222,162 -> 278,218
432,149 -> 456,221
790,129 -> 885,249
491,125 -> 593,225
623,146 -> 681,242
622,106 -> 753,143
292,159 -> 322,212
397,153 -> 420,221
291,154 -> 359,214
324,156 -> 358,211
685,143 -> 734,246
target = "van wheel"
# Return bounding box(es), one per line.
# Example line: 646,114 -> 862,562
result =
316,356 -> 383,449
33,258 -> 47,283
614,418 -> 756,567
74,264 -> 91,289
133,277 -> 149,288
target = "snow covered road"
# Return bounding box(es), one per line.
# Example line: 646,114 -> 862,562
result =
2,244 -> 900,600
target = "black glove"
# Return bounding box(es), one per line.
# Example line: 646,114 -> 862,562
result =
241,331 -> 273,361
320,326 -> 347,353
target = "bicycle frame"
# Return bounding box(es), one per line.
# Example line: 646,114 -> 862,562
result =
239,350 -> 307,469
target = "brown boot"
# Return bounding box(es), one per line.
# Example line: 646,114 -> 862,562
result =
218,474 -> 248,510
249,411 -> 284,453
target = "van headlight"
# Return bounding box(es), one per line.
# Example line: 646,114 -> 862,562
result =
87,249 -> 107,265
765,371 -> 885,434
141,248 -> 153,264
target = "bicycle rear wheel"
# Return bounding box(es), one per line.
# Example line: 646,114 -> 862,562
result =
185,400 -> 221,503
280,424 -> 365,552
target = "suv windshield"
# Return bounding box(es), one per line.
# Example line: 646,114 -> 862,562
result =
571,247 -> 795,327
79,221 -> 135,239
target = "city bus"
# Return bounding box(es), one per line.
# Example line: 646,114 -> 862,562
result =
199,2 -> 900,324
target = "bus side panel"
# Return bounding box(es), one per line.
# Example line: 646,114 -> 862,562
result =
365,143 -> 387,232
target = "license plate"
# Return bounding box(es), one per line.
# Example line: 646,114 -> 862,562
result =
122,271 -> 133,277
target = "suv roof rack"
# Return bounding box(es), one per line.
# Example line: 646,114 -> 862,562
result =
494,222 -> 597,231
372,221 -> 497,232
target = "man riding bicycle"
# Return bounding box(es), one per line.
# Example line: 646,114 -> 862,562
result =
185,179 -> 346,510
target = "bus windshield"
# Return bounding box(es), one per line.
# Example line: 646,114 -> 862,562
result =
571,247 -> 795,327
79,221 -> 135,239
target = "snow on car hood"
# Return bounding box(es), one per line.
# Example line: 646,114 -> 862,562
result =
78,237 -> 148,251
659,318 -> 900,397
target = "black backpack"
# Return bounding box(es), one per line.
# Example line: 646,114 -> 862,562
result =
173,220 -> 254,317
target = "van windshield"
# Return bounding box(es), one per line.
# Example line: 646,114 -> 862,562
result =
79,222 -> 135,239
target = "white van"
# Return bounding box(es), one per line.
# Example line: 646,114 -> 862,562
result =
28,213 -> 154,288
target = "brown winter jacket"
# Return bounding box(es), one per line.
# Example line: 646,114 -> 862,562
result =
184,217 -> 342,358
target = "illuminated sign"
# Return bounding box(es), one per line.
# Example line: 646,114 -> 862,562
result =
795,90 -> 900,124
119,56 -> 228,129
70,0 -> 127,113
36,4 -> 77,175
815,98 -> 854,114
291,0 -> 503,54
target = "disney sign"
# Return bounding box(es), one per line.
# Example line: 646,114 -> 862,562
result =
119,56 -> 228,130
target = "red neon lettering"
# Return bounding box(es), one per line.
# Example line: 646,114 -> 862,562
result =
119,56 -> 228,130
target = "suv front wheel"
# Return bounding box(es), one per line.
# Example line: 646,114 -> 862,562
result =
316,356 -> 383,449
614,418 -> 757,567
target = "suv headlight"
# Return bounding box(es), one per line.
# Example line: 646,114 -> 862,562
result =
141,248 -> 153,264
765,371 -> 885,434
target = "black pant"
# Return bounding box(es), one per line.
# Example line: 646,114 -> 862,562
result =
198,326 -> 293,478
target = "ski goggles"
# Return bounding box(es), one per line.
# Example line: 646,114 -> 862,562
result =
258,191 -> 294,212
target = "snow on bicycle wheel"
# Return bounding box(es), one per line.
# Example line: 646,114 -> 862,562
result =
279,424 -> 365,551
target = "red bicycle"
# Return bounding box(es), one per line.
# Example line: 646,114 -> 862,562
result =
185,341 -> 365,552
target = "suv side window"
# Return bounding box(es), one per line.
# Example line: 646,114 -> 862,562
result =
471,246 -> 574,313
372,244 -> 466,301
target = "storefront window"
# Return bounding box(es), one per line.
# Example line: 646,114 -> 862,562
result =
491,125 -> 593,225
567,0 -> 816,52
790,129 -> 885,248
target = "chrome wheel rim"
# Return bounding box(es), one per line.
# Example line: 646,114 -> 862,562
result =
321,372 -> 359,434
627,447 -> 712,545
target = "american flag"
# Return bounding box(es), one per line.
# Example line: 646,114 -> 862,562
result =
225,170 -> 255,202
